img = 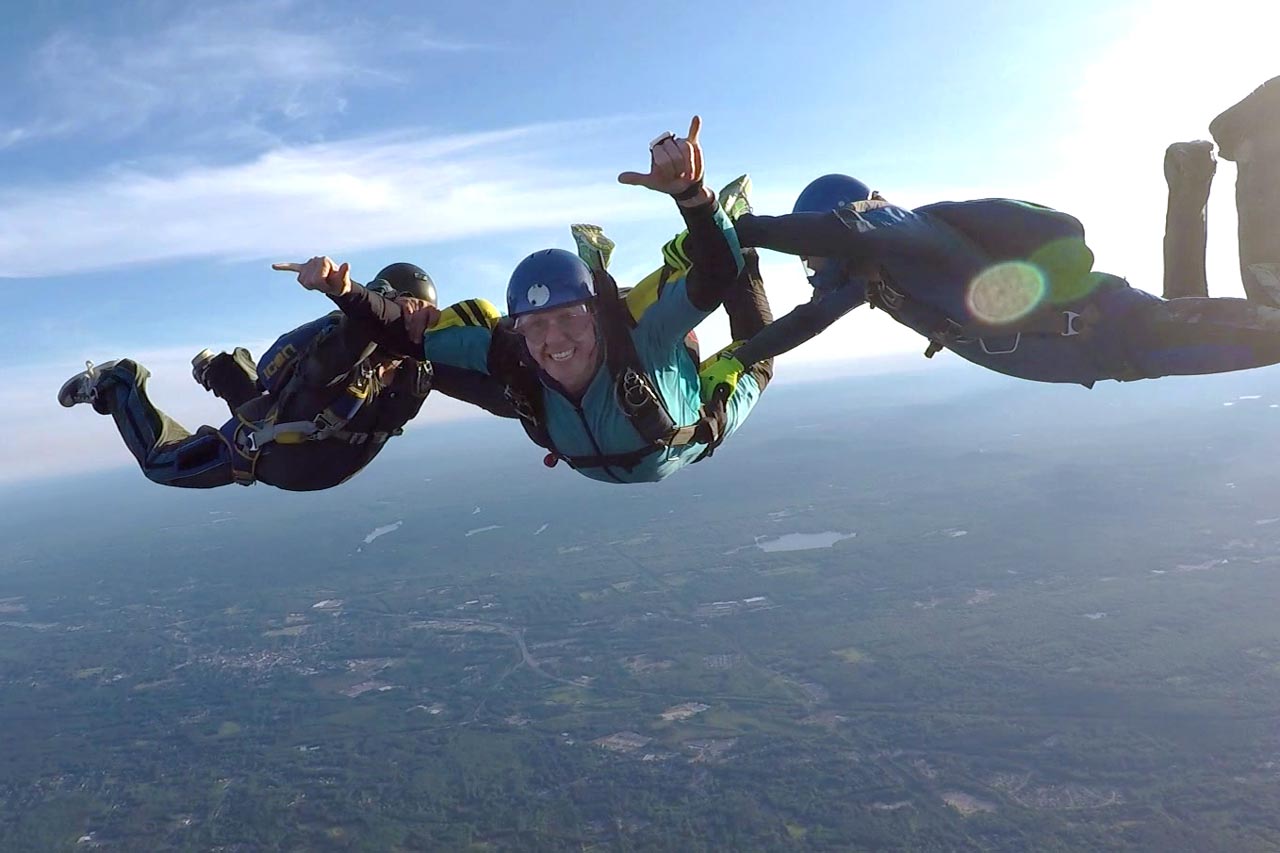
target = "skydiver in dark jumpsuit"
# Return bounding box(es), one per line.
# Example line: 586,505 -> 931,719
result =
697,77 -> 1280,397
56,263 -> 510,490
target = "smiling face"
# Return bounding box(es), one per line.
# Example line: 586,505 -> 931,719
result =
514,302 -> 600,396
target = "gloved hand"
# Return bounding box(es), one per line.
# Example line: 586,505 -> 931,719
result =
699,342 -> 746,404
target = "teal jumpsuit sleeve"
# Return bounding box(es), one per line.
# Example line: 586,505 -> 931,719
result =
421,298 -> 504,374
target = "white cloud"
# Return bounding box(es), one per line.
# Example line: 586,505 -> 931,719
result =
1,1 -> 479,147
0,120 -> 666,278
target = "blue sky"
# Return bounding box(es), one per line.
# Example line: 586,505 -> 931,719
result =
2,0 -> 1276,482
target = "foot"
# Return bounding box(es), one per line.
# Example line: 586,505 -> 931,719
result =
57,360 -> 117,408
1210,76 -> 1280,162
569,223 -> 615,272
191,348 -> 217,390
717,174 -> 752,221
1164,141 -> 1216,197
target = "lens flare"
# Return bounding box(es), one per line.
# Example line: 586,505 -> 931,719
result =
966,262 -> 1047,325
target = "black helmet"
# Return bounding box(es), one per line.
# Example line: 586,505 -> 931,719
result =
373,262 -> 437,305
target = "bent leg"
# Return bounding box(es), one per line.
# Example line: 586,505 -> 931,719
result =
92,360 -> 235,488
722,249 -> 776,390
1119,297 -> 1280,378
695,255 -> 774,457
1210,76 -> 1280,306
207,349 -> 262,416
1233,146 -> 1280,307
203,347 -> 261,415
1162,141 -> 1215,299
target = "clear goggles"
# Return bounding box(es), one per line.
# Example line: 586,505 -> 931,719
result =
512,302 -> 593,339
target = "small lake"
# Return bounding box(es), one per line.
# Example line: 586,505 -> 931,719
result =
364,521 -> 403,544
756,532 -> 855,553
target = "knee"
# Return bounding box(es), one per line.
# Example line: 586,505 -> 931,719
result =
102,358 -> 147,387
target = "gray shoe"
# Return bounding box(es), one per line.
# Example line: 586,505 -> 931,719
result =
191,348 -> 217,390
1210,76 -> 1280,162
718,174 -> 752,221
58,360 -> 117,408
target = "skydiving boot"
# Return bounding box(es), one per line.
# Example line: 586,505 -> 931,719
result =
570,223 -> 615,272
1210,76 -> 1280,307
194,347 -> 261,411
191,348 -> 217,390
1162,141 -> 1216,299
57,360 -> 119,408
717,174 -> 753,221
193,347 -> 258,391
1164,141 -> 1217,197
1210,76 -> 1280,162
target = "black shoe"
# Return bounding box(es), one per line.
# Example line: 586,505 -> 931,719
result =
1210,76 -> 1280,162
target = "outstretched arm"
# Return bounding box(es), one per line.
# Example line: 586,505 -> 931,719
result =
618,116 -> 743,313
273,256 -> 430,357
734,211 -> 865,258
733,283 -> 867,368
677,197 -> 742,311
328,284 -> 422,357
735,205 -> 938,266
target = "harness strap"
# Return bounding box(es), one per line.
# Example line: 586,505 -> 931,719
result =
549,397 -> 727,472
223,419 -> 261,487
867,274 -> 1101,359
689,394 -> 730,461
328,428 -> 402,445
226,415 -> 399,487
245,419 -> 402,451
556,446 -> 659,472
493,266 -> 720,474
246,419 -> 318,451
592,268 -> 681,444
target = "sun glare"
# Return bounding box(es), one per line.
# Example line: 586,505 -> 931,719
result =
966,262 -> 1046,326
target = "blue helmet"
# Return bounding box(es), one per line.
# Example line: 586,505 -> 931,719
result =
793,174 -> 873,214
506,249 -> 595,317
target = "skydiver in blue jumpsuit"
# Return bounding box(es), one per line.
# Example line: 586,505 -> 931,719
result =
698,78 -> 1280,395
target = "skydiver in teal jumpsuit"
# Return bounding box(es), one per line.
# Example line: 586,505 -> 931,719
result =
277,118 -> 772,484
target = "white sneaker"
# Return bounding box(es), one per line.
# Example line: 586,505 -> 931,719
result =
58,360 -> 118,408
